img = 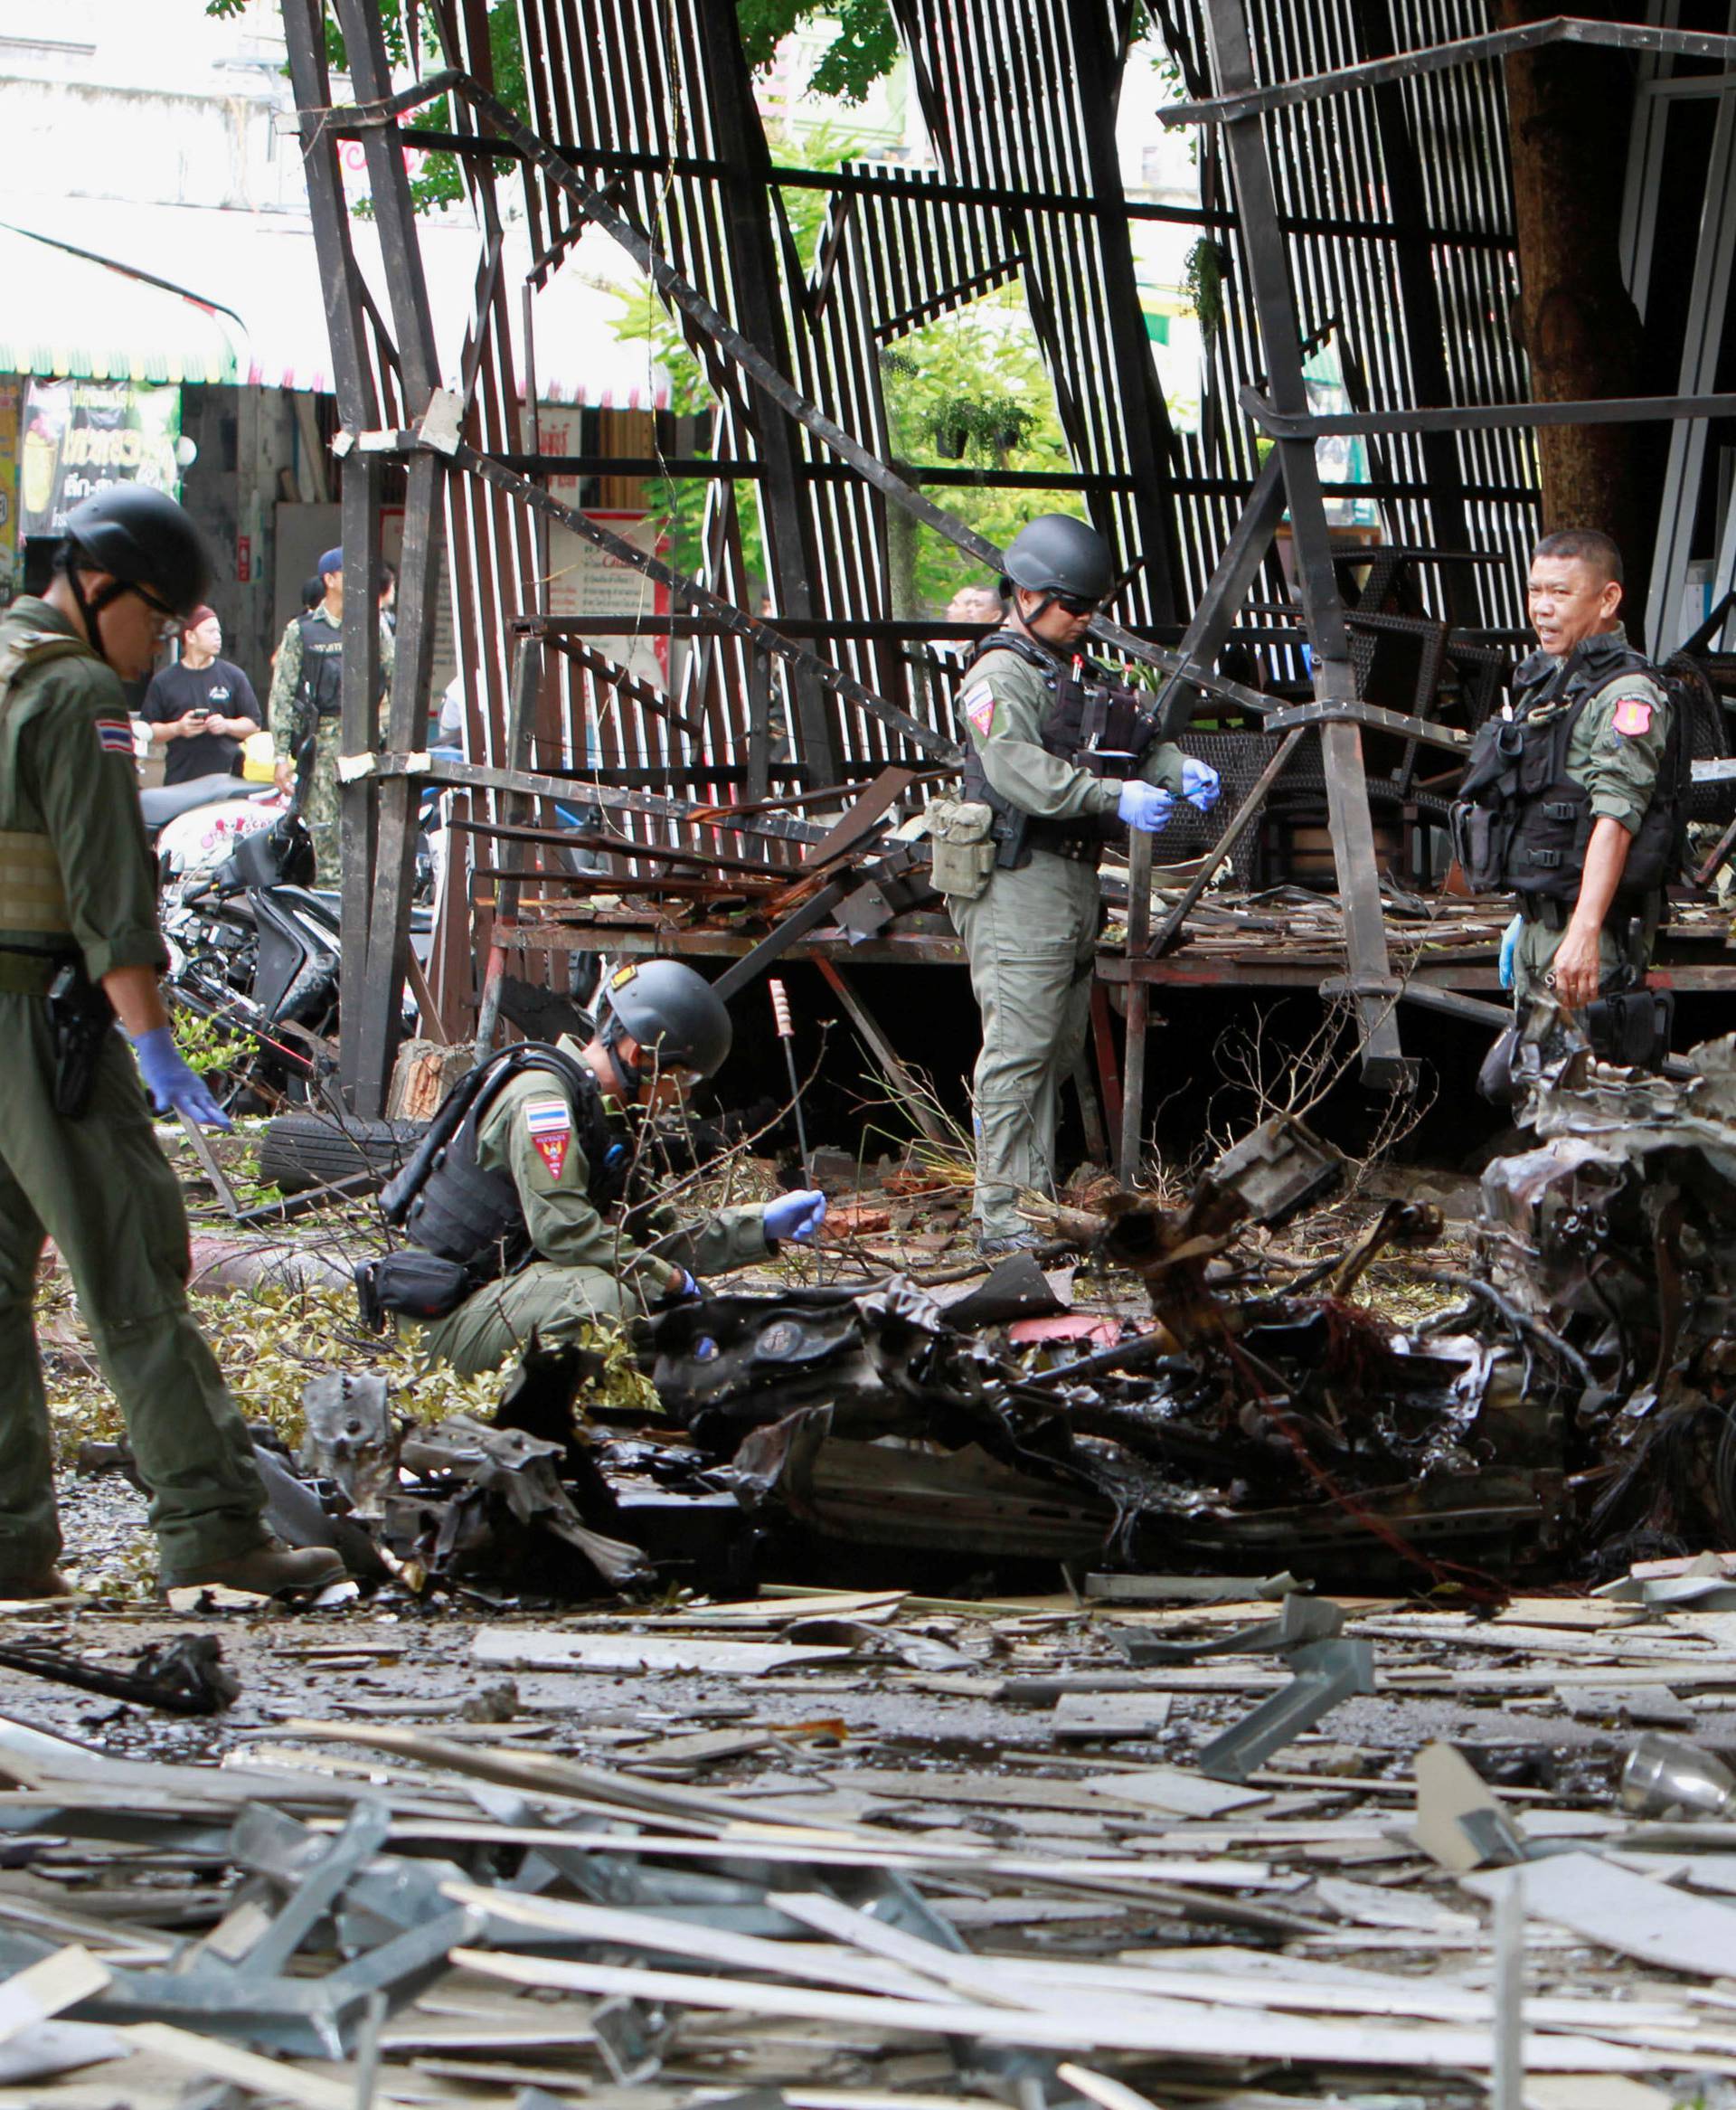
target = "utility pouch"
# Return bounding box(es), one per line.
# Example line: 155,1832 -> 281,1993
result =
45,962 -> 114,1120
927,799 -> 997,900
354,1250 -> 473,1332
1583,986 -> 1675,1071
1449,800 -> 1512,894
1083,682 -> 1156,777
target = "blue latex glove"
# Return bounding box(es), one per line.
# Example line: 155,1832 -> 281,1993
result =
1181,757 -> 1222,813
1117,781 -> 1174,834
1498,913 -> 1522,991
765,1189 -> 827,1244
129,1027 -> 231,1131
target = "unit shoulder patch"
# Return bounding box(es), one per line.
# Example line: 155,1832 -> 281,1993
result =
522,1093 -> 573,1180
959,682 -> 996,737
1611,696 -> 1654,738
96,717 -> 135,757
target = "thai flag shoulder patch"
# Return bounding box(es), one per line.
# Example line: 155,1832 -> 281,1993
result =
960,682 -> 996,737
523,1093 -> 573,1180
96,717 -> 135,757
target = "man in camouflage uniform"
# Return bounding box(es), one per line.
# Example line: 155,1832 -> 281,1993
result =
375,960 -> 828,1378
944,516 -> 1221,1254
268,545 -> 393,880
0,486 -> 344,1599
1477,529 -> 1675,1013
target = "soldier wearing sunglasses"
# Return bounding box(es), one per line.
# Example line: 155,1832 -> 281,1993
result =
946,514 -> 1222,1255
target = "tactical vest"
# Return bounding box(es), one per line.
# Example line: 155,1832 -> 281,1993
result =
381,1042 -> 626,1282
293,610 -> 344,721
957,629 -> 1158,869
0,625 -> 100,955
1452,636 -> 1686,914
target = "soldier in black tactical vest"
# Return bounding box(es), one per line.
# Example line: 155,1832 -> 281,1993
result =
1453,528 -> 1683,1036
929,515 -> 1222,1255
360,960 -> 828,1377
266,544 -> 392,878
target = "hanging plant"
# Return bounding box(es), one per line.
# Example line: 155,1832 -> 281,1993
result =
1183,237 -> 1228,338
925,393 -> 1037,462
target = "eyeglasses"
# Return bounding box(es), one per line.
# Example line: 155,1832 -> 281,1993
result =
1053,592 -> 1100,617
129,582 -> 189,639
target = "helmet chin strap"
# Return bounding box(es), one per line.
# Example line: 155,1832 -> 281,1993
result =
1012,594 -> 1059,639
599,1008 -> 644,1099
63,559 -> 128,669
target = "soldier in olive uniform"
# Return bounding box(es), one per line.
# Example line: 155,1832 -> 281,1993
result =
370,960 -> 828,1378
945,516 -> 1222,1254
267,545 -> 393,880
0,486 -> 344,1599
1458,529 -> 1677,1017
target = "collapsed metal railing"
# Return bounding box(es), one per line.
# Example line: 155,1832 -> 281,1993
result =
281,0 -> 1736,1142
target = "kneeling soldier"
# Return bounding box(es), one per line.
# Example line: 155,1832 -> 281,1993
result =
365,960 -> 827,1377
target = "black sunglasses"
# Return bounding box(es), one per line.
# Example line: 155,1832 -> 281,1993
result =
1053,592 -> 1100,617
129,580 -> 188,624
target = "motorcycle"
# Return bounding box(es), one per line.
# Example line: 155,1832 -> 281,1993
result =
161,802 -> 437,1112
145,772 -> 288,880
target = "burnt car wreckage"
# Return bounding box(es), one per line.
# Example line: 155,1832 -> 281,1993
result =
107,1028 -> 1736,1613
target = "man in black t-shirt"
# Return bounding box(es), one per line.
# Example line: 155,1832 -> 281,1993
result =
140,607 -> 262,787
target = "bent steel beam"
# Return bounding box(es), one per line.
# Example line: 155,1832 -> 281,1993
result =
335,67 -> 1276,720
1162,15 -> 1736,128
1200,0 -> 1411,1089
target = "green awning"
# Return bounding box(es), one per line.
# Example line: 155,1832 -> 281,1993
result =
0,224 -> 242,387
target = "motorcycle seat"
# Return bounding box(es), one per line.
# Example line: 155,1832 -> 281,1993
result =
269,885 -> 342,936
141,774 -> 250,830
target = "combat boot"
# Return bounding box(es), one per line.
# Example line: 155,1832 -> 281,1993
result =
163,1540 -> 346,1599
0,1568 -> 73,1601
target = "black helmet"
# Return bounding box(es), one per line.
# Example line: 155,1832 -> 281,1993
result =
600,960 -> 732,1078
61,485 -> 212,619
1001,515 -> 1115,603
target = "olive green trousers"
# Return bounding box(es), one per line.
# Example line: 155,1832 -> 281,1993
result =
949,849 -> 1101,1243
419,1261 -> 635,1379
0,995 -> 268,1577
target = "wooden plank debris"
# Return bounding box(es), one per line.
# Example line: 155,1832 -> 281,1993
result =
448,1945 -> 1668,2072
17,1583 -> 1736,2107
1466,1853 -> 1736,1978
1052,1692 -> 1174,1739
468,1628 -> 854,1674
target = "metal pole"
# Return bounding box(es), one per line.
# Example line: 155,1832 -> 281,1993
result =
1120,453 -> 1289,1182
474,636 -> 545,1063
1491,1878 -> 1525,2110
769,979 -> 812,1182
1199,0 -> 1412,1090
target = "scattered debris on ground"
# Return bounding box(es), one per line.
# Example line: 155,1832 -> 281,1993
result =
5,1585 -> 1736,2105
24,1019 -> 1736,2102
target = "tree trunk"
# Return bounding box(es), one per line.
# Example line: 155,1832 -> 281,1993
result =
1502,0 -> 1646,577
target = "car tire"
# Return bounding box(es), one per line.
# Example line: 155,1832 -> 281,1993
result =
255,1112 -> 427,1195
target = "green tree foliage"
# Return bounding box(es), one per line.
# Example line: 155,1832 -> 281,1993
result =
218,0 -> 901,128
737,0 -> 901,102
231,0 -> 1059,614
879,289 -> 1072,610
